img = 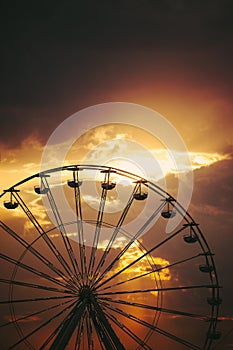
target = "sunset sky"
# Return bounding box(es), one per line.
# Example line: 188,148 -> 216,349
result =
0,1 -> 233,349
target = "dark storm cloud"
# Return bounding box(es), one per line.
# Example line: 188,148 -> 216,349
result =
192,158 -> 233,216
0,0 -> 232,146
161,159 -> 233,344
187,160 -> 233,344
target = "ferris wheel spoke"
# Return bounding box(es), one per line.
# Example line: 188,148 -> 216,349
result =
85,309 -> 94,350
49,301 -> 88,350
0,252 -> 77,291
39,302 -> 85,350
95,224 -> 186,290
89,295 -> 126,350
98,284 -> 219,296
0,295 -> 74,305
74,312 -> 86,350
71,170 -> 88,281
92,319 -> 105,350
12,191 -> 77,282
92,183 -> 139,281
77,309 -> 94,350
100,301 -> 202,350
93,201 -> 165,288
8,299 -> 78,350
0,277 -> 76,294
89,303 -> 125,350
98,296 -> 208,320
98,252 -> 203,292
89,308 -> 113,350
88,186 -> 107,277
42,177 -> 82,282
74,313 -> 84,350
84,307 -> 105,350
103,308 -> 153,350
38,326 -> 60,349
0,221 -> 74,285
0,297 -> 74,329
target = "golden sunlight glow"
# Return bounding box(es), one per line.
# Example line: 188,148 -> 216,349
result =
104,158 -> 147,179
0,124 -> 231,194
104,242 -> 171,296
190,152 -> 231,169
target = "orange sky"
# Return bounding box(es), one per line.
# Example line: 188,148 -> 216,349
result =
0,1 -> 233,349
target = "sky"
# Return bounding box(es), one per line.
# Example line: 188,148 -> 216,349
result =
0,0 -> 233,349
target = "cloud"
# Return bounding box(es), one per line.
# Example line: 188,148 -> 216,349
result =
0,1 -> 232,152
5,315 -> 40,324
189,152 -> 231,170
103,242 -> 171,297
183,158 -> 233,329
191,158 -> 233,216
0,136 -> 43,191
79,134 -> 231,181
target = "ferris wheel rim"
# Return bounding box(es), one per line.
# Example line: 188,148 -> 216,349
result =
0,164 -> 222,349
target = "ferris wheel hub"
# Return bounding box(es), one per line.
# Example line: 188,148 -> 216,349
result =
78,285 -> 96,303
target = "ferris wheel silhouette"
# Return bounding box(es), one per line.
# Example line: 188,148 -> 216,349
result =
0,164 -> 221,349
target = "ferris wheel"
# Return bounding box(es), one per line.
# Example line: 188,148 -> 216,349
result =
0,164 -> 221,350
